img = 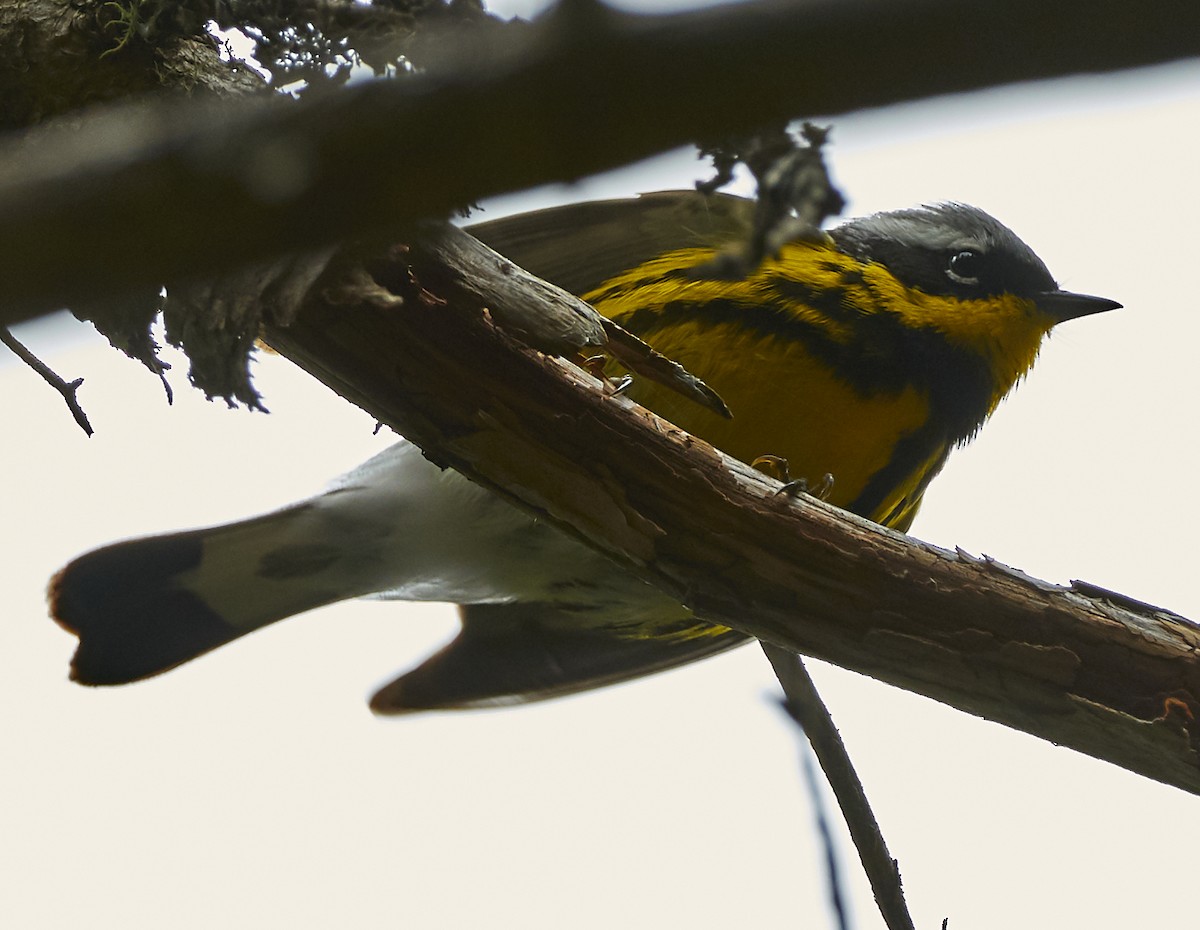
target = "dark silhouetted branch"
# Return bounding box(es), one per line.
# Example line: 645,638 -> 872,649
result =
3,0 -> 1199,323
766,644 -> 915,930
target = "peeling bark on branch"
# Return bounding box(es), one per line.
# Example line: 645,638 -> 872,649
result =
263,237 -> 1200,796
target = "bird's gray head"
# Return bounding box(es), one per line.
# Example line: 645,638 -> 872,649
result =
830,202 -> 1120,323
830,202 -> 1061,301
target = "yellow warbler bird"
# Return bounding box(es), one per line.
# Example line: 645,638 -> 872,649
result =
50,191 -> 1118,711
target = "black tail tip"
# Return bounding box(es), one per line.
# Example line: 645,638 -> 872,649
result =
48,536 -> 240,686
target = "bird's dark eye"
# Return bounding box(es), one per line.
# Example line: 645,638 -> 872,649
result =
947,250 -> 983,286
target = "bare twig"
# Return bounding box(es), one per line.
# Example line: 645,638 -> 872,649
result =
763,643 -> 916,930
789,703 -> 852,930
1,327 -> 93,436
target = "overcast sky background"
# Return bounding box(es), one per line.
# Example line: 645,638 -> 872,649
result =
5,3 -> 1200,928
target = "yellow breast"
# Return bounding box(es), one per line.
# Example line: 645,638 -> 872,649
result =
615,316 -> 931,518
587,241 -> 944,527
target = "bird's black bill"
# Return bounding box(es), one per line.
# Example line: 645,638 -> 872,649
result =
1037,289 -> 1122,322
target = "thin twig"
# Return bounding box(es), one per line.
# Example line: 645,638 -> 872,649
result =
1,327 -> 94,436
794,708 -> 852,930
763,643 -> 916,930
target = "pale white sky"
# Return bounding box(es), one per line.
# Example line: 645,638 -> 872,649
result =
4,6 -> 1200,928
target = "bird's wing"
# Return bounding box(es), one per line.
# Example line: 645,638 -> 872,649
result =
370,601 -> 749,713
466,190 -> 754,296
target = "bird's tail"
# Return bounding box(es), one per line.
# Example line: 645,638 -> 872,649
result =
50,502 -> 376,685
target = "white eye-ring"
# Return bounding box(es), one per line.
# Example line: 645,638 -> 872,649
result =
947,250 -> 982,286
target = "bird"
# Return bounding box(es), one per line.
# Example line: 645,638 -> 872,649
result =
49,191 -> 1120,712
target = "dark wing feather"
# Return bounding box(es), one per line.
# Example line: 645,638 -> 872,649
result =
466,190 -> 755,296
370,602 -> 748,713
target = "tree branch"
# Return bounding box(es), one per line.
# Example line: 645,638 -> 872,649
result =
3,0 -> 1200,323
260,232 -> 1200,796
765,645 -> 915,930
1,327 -> 94,435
